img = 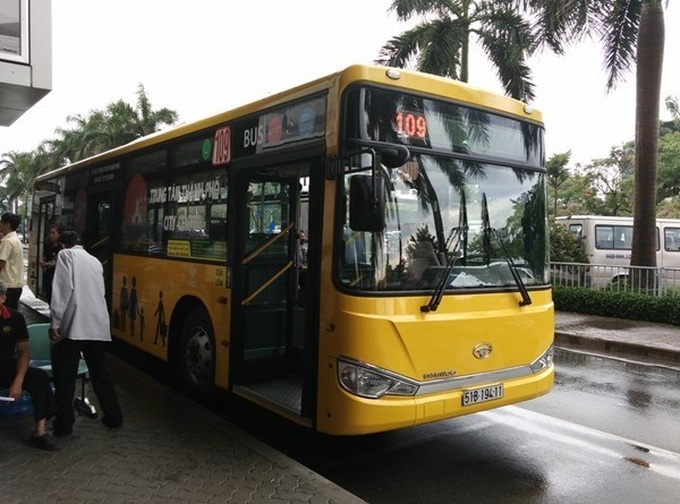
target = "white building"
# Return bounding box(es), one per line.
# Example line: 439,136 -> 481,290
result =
0,0 -> 51,126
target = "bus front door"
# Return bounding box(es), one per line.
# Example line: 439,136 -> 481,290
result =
33,196 -> 57,300
231,167 -> 313,424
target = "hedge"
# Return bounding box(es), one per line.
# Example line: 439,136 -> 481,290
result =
552,285 -> 680,326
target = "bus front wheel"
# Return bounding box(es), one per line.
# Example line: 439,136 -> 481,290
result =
179,308 -> 215,397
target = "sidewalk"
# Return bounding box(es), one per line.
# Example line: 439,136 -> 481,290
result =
555,311 -> 680,368
2,291 -> 366,504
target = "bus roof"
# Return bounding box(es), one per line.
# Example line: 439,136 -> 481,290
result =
36,64 -> 543,182
556,215 -> 680,224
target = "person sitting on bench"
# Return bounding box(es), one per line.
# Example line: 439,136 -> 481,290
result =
0,280 -> 59,451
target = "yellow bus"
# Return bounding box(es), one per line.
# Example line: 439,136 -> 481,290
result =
28,65 -> 554,435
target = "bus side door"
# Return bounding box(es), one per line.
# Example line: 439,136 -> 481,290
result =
230,163 -> 315,422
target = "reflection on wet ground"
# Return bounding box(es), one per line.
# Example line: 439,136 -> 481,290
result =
539,349 -> 680,452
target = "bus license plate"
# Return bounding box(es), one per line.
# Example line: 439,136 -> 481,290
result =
462,384 -> 504,406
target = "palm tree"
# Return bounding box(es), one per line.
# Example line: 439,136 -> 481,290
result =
51,84 -> 178,163
0,151 -> 33,214
520,0 -> 666,281
131,84 -> 178,136
377,0 -> 537,101
0,148 -> 52,240
0,86 -> 178,239
665,96 -> 680,132
666,96 -> 679,119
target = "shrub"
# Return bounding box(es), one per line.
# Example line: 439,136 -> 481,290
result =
553,285 -> 680,326
550,221 -> 589,263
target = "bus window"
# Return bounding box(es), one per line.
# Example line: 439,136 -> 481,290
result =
665,227 -> 680,251
121,169 -> 228,259
615,226 -> 634,249
568,224 -> 583,239
246,181 -> 290,258
165,173 -> 228,260
595,226 -> 614,249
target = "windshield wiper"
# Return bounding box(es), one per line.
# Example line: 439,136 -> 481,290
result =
481,193 -> 532,307
421,192 -> 468,313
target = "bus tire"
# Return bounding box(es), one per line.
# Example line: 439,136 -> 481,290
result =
179,308 -> 215,397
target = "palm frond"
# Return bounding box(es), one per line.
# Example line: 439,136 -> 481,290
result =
388,0 -> 460,21
376,22 -> 439,69
477,9 -> 536,101
416,20 -> 464,78
598,0 -> 641,91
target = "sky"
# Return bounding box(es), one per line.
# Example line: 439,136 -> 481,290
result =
1,0 -> 679,167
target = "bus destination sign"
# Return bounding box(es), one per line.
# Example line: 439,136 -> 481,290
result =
212,95 -> 326,166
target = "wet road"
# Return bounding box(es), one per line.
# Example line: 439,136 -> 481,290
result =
523,349 -> 680,454
217,349 -> 680,503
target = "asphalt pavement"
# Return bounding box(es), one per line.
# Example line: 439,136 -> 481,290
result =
4,287 -> 680,503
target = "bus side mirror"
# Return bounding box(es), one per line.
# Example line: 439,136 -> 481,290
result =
379,145 -> 410,169
349,175 -> 386,232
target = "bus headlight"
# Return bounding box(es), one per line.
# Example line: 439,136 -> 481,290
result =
530,345 -> 554,373
337,359 -> 419,399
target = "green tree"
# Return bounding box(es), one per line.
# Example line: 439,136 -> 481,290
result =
377,0 -> 537,101
582,143 -> 634,216
661,95 -> 680,134
549,221 -> 588,263
657,131 -> 680,203
547,163 -> 595,217
546,151 -> 571,218
520,0 -> 666,284
656,197 -> 680,217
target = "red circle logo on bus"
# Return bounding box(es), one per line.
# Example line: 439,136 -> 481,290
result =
267,115 -> 283,146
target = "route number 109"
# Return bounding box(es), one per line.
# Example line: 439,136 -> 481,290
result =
395,112 -> 427,139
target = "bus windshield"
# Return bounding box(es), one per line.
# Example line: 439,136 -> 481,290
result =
338,154 -> 548,292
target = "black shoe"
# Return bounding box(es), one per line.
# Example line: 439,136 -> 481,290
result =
102,416 -> 123,429
52,421 -> 73,437
53,427 -> 73,437
27,433 -> 60,451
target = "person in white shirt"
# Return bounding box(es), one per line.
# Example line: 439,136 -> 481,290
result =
49,230 -> 123,436
0,213 -> 25,309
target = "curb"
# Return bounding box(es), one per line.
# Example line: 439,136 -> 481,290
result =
555,331 -> 680,367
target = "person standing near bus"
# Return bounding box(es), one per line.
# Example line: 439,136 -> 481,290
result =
0,213 -> 25,310
49,230 -> 123,435
39,224 -> 63,303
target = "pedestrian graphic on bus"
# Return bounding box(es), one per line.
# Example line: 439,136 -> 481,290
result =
154,291 -> 166,347
138,307 -> 145,342
128,276 -> 138,338
119,275 -> 129,332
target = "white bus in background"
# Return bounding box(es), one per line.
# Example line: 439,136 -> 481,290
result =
554,215 -> 680,287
